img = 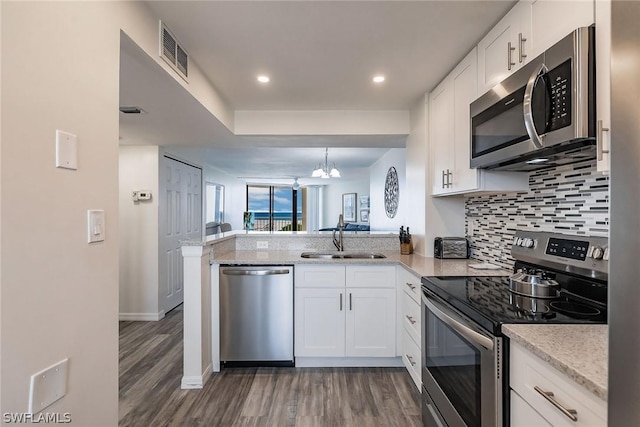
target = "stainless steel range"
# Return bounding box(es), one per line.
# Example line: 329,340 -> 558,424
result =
420,231 -> 608,427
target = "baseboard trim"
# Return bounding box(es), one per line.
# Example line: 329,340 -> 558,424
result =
295,356 -> 404,368
119,311 -> 165,321
181,363 -> 212,390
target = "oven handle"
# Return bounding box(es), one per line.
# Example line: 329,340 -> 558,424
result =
423,294 -> 494,351
523,62 -> 549,150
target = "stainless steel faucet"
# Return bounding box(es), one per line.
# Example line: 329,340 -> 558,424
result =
332,214 -> 344,251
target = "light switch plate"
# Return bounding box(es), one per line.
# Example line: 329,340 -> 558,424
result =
55,130 -> 78,170
87,209 -> 105,243
28,358 -> 69,415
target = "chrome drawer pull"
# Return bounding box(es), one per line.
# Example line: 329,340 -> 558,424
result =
406,315 -> 417,325
406,355 -> 416,366
534,386 -> 578,422
405,282 -> 417,291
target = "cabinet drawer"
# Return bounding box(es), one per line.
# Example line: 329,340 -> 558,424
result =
295,265 -> 345,288
510,390 -> 552,427
402,329 -> 421,390
510,342 -> 607,426
401,268 -> 422,304
403,291 -> 421,343
346,265 -> 396,288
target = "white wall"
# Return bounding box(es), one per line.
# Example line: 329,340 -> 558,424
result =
369,149 -> 407,232
1,1 -> 236,424
119,146 -> 160,320
405,96 -> 428,255
1,2 -> 121,423
321,173 -> 370,228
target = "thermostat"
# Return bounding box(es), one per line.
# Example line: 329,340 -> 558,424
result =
132,190 -> 152,202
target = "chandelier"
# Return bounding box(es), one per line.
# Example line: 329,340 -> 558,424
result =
311,148 -> 341,179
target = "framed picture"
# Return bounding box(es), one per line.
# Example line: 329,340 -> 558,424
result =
360,209 -> 369,223
359,195 -> 370,209
342,193 -> 357,222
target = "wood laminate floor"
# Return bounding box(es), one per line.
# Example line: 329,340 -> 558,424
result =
119,305 -> 422,427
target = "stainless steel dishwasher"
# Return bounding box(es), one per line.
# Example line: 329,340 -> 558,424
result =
219,265 -> 294,366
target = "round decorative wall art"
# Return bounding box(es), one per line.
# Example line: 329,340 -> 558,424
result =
384,166 -> 399,218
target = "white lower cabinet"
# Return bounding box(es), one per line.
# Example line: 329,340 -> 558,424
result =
402,329 -> 421,389
346,288 -> 396,357
294,264 -> 396,359
400,267 -> 422,390
294,287 -> 345,357
510,341 -> 607,426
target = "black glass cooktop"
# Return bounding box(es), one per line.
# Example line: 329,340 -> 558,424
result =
421,275 -> 607,336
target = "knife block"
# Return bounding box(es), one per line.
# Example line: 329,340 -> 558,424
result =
400,238 -> 413,255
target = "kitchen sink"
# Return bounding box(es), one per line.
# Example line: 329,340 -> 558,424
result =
300,252 -> 386,259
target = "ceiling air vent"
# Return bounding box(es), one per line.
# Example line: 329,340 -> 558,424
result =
159,21 -> 188,82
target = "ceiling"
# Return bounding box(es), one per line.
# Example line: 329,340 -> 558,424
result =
120,0 -> 516,183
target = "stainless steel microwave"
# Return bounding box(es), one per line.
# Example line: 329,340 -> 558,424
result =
470,27 -> 596,171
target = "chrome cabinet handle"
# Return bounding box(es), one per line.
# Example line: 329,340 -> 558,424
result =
523,62 -> 549,149
597,120 -> 610,161
441,170 -> 446,189
447,170 -> 453,188
340,293 -> 343,311
349,293 -> 352,311
406,355 -> 416,366
405,282 -> 417,291
406,315 -> 417,325
508,42 -> 516,70
534,386 -> 578,422
518,32 -> 527,63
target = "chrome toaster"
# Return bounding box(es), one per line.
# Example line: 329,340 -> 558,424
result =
434,237 -> 469,259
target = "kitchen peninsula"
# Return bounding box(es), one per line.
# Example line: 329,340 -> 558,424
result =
179,231 -> 510,389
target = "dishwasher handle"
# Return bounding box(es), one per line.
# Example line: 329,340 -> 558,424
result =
222,268 -> 291,276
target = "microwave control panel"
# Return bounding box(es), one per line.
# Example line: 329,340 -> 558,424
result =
547,59 -> 572,132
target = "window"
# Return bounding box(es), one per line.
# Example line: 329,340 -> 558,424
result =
246,185 -> 303,231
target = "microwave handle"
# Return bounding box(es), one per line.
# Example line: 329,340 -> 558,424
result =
423,293 -> 494,351
523,62 -> 549,149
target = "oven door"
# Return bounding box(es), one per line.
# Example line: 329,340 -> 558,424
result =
421,290 -> 502,427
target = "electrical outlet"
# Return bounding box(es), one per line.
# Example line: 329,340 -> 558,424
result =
468,219 -> 476,236
257,241 -> 269,249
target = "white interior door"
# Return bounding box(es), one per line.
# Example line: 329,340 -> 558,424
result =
160,156 -> 202,313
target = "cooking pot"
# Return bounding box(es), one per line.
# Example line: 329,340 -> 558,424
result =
509,271 -> 560,298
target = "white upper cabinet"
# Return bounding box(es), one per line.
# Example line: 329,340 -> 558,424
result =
595,0 -> 611,173
430,48 -> 529,196
429,77 -> 453,195
529,0 -> 594,59
451,50 -> 480,193
430,49 -> 475,196
477,1 -> 533,96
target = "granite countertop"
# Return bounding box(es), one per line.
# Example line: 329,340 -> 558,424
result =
502,324 -> 608,401
211,249 -> 511,278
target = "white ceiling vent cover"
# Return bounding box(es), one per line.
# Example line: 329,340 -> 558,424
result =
159,21 -> 188,82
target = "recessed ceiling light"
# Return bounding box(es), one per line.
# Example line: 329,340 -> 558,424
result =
257,75 -> 270,83
373,75 -> 385,83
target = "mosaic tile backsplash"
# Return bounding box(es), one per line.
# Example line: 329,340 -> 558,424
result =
465,159 -> 609,270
